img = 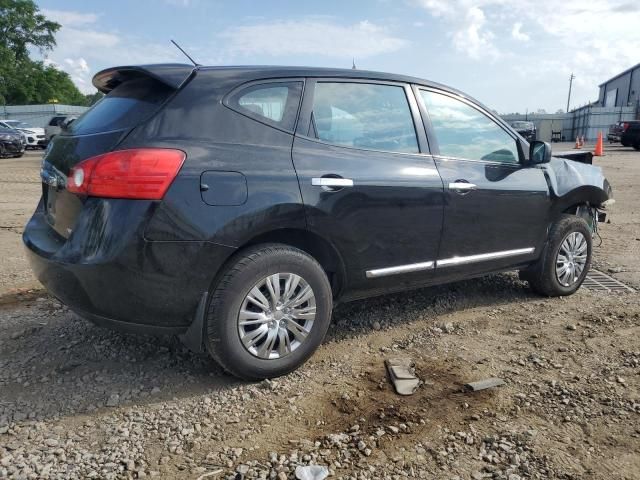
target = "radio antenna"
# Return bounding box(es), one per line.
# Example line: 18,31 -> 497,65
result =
171,39 -> 200,67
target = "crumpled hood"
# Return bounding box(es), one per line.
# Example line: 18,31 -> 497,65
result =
544,156 -> 612,201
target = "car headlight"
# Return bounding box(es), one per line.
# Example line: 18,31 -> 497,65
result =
0,134 -> 12,141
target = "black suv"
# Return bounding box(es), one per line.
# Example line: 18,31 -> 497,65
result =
620,120 -> 640,149
24,65 -> 612,379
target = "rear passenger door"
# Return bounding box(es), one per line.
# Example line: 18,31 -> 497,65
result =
416,88 -> 551,281
292,79 -> 444,293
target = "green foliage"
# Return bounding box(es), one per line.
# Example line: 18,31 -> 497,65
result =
0,0 -> 92,106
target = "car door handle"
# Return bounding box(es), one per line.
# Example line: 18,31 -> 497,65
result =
311,177 -> 354,188
448,182 -> 477,192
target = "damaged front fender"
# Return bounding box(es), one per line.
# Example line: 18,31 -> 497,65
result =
543,156 -> 612,216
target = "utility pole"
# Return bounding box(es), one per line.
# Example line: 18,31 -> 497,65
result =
566,73 -> 575,113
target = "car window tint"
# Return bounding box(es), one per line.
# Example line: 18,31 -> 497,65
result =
421,90 -> 518,163
311,82 -> 419,154
69,78 -> 173,135
229,82 -> 303,131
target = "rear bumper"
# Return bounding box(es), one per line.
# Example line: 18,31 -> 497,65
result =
23,199 -> 235,331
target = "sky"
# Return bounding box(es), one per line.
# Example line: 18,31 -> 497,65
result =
34,0 -> 640,114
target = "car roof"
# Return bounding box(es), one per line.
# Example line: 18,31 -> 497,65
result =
93,63 -> 484,107
198,65 -> 471,97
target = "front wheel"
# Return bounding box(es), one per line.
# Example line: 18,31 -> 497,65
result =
520,214 -> 592,296
206,244 -> 333,380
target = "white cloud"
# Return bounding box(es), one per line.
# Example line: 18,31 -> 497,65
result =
511,22 -> 529,41
452,7 -> 499,60
41,9 -> 99,26
414,0 -> 500,60
220,20 -> 408,59
37,9 -> 184,94
414,0 -> 640,106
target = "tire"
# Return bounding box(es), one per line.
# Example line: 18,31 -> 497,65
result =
206,244 -> 333,380
520,214 -> 592,297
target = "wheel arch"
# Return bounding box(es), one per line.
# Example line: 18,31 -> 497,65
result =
551,185 -> 609,219
213,228 -> 347,300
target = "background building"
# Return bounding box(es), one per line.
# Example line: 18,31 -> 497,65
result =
598,63 -> 640,108
502,64 -> 640,142
0,104 -> 89,129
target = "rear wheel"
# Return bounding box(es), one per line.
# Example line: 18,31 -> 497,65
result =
520,214 -> 592,296
206,244 -> 333,380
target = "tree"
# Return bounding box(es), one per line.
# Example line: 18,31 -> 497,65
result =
0,0 -> 60,62
0,0 -> 89,106
84,91 -> 104,106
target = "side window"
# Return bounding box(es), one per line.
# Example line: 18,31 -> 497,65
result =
420,90 -> 519,163
49,117 -> 63,127
310,82 -> 419,154
227,82 -> 303,131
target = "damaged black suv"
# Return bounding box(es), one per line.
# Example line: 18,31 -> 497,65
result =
24,64 -> 612,379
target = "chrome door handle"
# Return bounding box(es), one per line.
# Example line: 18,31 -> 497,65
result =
448,182 -> 477,191
311,178 -> 354,187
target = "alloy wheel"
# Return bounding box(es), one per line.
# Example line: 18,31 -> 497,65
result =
555,231 -> 588,287
237,273 -> 316,360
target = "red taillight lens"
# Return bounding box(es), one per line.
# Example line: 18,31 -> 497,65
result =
623,122 -> 629,132
67,149 -> 185,200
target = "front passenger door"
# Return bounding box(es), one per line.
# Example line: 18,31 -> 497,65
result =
292,80 -> 444,293
417,88 -> 551,281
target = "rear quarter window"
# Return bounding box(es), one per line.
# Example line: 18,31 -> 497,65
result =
68,77 -> 173,135
225,81 -> 303,132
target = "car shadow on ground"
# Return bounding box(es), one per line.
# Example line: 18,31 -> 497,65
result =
0,272 -> 540,425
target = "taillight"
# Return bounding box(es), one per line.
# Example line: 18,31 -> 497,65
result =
623,122 -> 629,132
67,149 -> 185,200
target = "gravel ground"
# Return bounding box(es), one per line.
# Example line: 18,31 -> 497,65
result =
0,143 -> 638,479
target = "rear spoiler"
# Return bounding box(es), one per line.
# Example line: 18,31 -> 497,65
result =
92,64 -> 196,94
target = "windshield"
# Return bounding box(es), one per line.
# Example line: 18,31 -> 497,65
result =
5,121 -> 32,129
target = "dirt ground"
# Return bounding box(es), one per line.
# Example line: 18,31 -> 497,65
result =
0,143 -> 638,480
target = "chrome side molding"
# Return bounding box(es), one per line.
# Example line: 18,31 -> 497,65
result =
365,261 -> 435,278
436,247 -> 534,267
365,247 -> 535,278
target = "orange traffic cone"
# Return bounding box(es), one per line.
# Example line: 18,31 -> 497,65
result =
594,131 -> 604,156
574,137 -> 581,149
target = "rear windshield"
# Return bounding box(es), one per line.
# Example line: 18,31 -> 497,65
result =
68,77 -> 173,135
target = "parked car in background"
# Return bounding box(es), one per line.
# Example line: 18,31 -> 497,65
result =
45,115 -> 75,141
0,126 -> 26,158
607,121 -> 625,143
620,120 -> 640,150
0,120 -> 46,149
510,121 -> 536,141
25,64 -> 612,380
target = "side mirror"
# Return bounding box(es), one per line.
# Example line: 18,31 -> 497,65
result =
529,140 -> 552,164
